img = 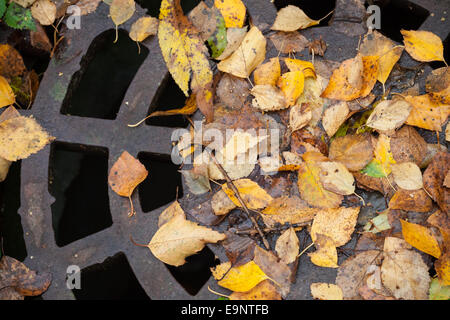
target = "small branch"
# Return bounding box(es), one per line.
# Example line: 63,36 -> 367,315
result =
235,222 -> 311,236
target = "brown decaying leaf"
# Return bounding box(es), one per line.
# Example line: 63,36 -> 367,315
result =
30,23 -> 52,52
381,237 -> 430,300
129,16 -> 159,42
275,227 -> 299,264
188,2 -> 218,41
229,279 -> 282,300
328,133 -> 373,172
269,32 -> 309,54
216,74 -> 250,109
390,126 -> 427,167
388,188 -> 433,213
74,0 -> 102,16
222,232 -> 256,267
423,151 -> 449,213
0,44 -> 26,80
147,213 -> 226,266
426,67 -> 450,93
308,37 -> 327,56
0,256 -> 51,298
216,27 -> 248,60
108,151 -> 148,197
212,189 -> 237,216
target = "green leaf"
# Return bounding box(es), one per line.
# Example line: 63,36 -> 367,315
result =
4,2 -> 36,31
361,160 -> 386,178
0,0 -> 6,18
429,278 -> 450,300
217,296 -> 229,300
363,211 -> 391,233
207,13 -> 227,59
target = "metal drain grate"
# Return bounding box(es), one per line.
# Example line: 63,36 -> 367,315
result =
0,0 -> 449,299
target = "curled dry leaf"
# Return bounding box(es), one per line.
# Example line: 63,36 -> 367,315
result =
108,151 -> 148,197
271,5 -> 319,32
253,57 -> 280,86
222,178 -> 273,210
401,29 -> 445,63
0,75 -> 15,108
311,206 -> 360,247
329,133 -> 374,171
388,188 -> 433,213
269,32 -> 309,54
297,152 -> 343,208
275,227 -> 299,264
129,16 -> 159,42
229,279 -> 282,300
318,161 -> 355,195
321,54 -> 378,101
310,283 -> 343,300
391,162 -> 422,190
359,30 -> 404,84
0,116 -> 53,161
366,99 -> 412,133
148,213 -> 226,266
31,0 -> 56,26
218,26 -> 266,78
404,94 -> 449,131
214,0 -> 246,28
212,261 -> 268,292
216,27 -> 247,60
251,84 -> 287,111
277,71 -> 304,107
212,189 -> 237,216
400,219 -> 441,259
381,237 -> 430,300
308,233 -> 338,268
322,101 -> 349,137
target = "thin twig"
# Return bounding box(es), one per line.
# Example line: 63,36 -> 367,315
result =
235,222 -> 311,236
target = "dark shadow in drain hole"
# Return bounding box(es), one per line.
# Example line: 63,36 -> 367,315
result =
135,0 -> 201,17
165,246 -> 220,296
72,252 -> 150,300
60,29 -> 149,120
137,152 -> 183,213
48,142 -> 112,247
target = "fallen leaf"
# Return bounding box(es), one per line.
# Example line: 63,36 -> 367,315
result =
0,44 -> 26,80
295,77 -> 324,126
212,260 -> 268,292
206,10 -> 227,59
308,233 -> 338,268
336,250 -> 380,299
321,54 -> 378,101
297,152 -> 343,208
404,94 -> 449,131
284,58 -> 316,78
230,279 -> 282,300
277,71 -> 304,107
158,201 -> 184,227
328,133 -> 373,171
401,29 -> 445,63
253,58 -> 280,86
214,0 -> 245,28
429,277 -> 450,300
275,227 -> 299,264
322,101 -> 349,137
400,219 -> 441,258
216,27 -> 247,60
0,157 -> 11,182
188,2 -> 219,41
31,0 -> 56,26
269,32 -> 309,54
359,30 -> 404,84
311,206 -> 360,247
381,237 -> 430,300
0,256 -> 51,298
129,16 -> 158,42
366,99 -> 412,133
363,210 -> 391,233
271,5 -> 319,32
222,232 -> 255,267
108,151 -> 148,197
217,26 -> 266,78
289,103 -> 312,132
363,134 -> 396,177
222,178 -> 273,210
147,93 -> 197,118
110,0 -> 135,29
388,188 -> 433,212
435,251 -> 450,286
0,116 -> 53,161
310,283 -> 343,300
391,162 -> 422,190
426,67 -> 450,93
358,284 -> 396,300
147,213 -> 225,266
390,125 -> 427,166
427,210 -> 450,250
423,151 -> 449,213
261,196 -> 317,227
216,74 -> 250,109
0,75 -> 15,108
181,168 -> 211,195
212,189 -> 237,215
318,161 -> 355,195
74,0 -> 102,15
251,84 -> 287,111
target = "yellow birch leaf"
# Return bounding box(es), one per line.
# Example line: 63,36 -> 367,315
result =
222,178 -> 273,210
158,0 -> 213,96
0,76 -> 15,108
277,71 -> 304,107
359,30 -> 404,84
435,252 -> 450,286
110,0 -> 135,26
251,84 -> 287,111
373,134 -> 396,176
297,152 -> 343,209
318,161 -> 355,195
284,58 -> 316,78
129,16 -> 158,42
391,162 -> 423,190
214,0 -> 246,28
108,151 -> 148,197
253,57 -> 280,86
229,280 -> 282,300
217,26 -> 266,78
31,0 -> 56,26
322,101 -> 349,137
271,5 -> 319,32
309,233 -> 338,268
401,220 -> 441,258
0,116 -> 53,161
310,283 -> 343,300
212,261 -> 269,292
405,94 -> 450,131
401,29 -> 445,63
